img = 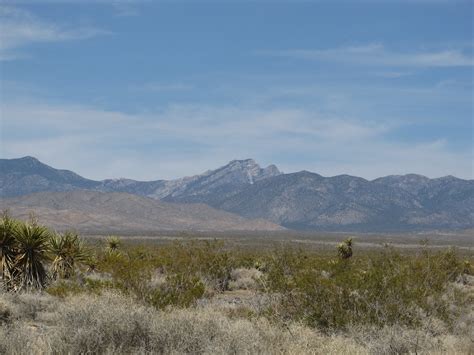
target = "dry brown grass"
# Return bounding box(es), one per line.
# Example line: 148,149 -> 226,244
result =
0,291 -> 366,354
0,289 -> 472,354
228,267 -> 263,291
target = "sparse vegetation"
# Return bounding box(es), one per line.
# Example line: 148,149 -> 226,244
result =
0,214 -> 472,354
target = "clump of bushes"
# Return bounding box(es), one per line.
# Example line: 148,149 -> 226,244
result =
264,242 -> 469,331
1,213 -> 472,354
0,291 -> 367,354
149,273 -> 205,309
1,289 -> 471,354
156,240 -> 234,292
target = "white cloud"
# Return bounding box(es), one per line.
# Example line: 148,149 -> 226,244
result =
1,99 -> 471,180
0,6 -> 109,60
264,43 -> 474,67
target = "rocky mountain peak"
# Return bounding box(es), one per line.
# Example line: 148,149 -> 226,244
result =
261,164 -> 281,179
228,158 -> 257,165
18,156 -> 40,163
1,156 -> 43,171
220,159 -> 281,184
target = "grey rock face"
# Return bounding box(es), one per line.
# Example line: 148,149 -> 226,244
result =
1,156 -> 472,231
208,172 -> 473,231
95,159 -> 282,201
162,159 -> 282,204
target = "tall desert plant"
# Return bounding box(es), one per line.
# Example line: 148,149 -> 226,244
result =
12,221 -> 51,290
50,232 -> 89,279
0,212 -> 18,286
105,236 -> 121,255
337,238 -> 353,260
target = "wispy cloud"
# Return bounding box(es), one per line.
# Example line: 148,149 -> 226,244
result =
0,6 -> 109,60
2,99 -> 471,180
263,43 -> 474,67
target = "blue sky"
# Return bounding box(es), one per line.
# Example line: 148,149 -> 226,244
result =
0,0 -> 472,180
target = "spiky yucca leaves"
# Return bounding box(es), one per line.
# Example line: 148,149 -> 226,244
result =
337,237 -> 353,260
105,236 -> 121,255
12,222 -> 52,291
0,212 -> 18,287
84,255 -> 98,273
50,232 -> 89,280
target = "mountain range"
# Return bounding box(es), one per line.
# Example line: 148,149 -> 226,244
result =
1,156 -> 473,232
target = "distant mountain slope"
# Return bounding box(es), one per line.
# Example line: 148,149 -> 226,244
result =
204,171 -> 474,231
0,157 -> 281,201
0,191 -> 283,232
0,156 -> 100,197
1,156 -> 472,231
97,159 -> 281,201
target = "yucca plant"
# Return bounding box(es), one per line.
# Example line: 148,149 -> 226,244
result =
0,212 -> 18,287
50,232 -> 89,280
84,255 -> 98,273
337,237 -> 353,260
12,221 -> 52,291
105,236 -> 121,254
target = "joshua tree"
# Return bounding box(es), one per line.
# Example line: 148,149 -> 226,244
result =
0,212 -> 18,287
337,238 -> 353,260
50,231 -> 89,280
12,221 -> 51,291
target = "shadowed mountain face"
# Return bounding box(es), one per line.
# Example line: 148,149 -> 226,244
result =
204,172 -> 474,231
0,156 -> 100,196
1,157 -> 473,231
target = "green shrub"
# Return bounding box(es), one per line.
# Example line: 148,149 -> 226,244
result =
111,257 -> 153,300
158,240 -> 234,292
46,280 -> 83,298
149,273 -> 205,309
264,245 -> 467,331
46,277 -> 114,298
